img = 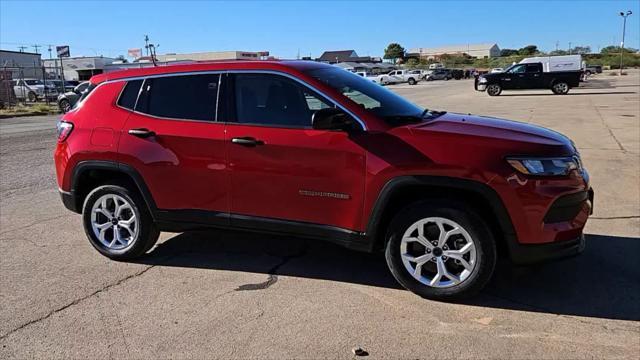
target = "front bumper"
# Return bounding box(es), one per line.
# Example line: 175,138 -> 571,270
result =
508,234 -> 585,265
474,78 -> 487,91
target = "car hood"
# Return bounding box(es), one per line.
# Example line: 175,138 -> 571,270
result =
407,112 -> 575,155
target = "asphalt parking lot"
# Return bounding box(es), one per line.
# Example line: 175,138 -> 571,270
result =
1,71 -> 638,358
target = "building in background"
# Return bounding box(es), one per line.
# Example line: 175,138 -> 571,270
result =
155,50 -> 269,62
43,56 -> 116,81
408,43 -> 501,59
0,50 -> 43,79
316,50 -> 378,64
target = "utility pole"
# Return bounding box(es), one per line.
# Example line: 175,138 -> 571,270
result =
32,44 -> 40,54
619,10 -> 633,75
18,46 -> 27,52
555,41 -> 559,52
144,35 -> 150,56
568,42 -> 572,54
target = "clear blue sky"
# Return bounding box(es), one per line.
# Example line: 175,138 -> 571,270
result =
1,0 -> 639,58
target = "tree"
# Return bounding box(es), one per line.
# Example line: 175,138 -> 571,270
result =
549,50 -> 568,56
383,43 -> 405,64
500,49 -> 519,57
570,46 -> 591,55
601,46 -> 638,54
405,58 -> 419,67
518,45 -> 538,56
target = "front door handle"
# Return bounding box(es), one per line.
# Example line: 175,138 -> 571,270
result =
128,128 -> 156,138
231,137 -> 264,147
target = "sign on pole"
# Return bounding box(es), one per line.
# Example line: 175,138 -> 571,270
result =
127,48 -> 142,59
56,45 -> 70,58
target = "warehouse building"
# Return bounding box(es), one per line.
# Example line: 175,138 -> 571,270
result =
0,50 -> 43,79
408,43 -> 501,59
42,56 -> 116,81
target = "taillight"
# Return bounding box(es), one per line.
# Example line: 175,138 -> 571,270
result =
56,121 -> 74,142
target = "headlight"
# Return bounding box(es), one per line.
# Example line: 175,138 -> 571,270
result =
507,156 -> 580,176
479,77 -> 487,83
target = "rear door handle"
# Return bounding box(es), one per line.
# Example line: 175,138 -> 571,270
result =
128,128 -> 156,138
231,137 -> 264,147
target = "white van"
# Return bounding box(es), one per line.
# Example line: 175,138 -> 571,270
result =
519,55 -> 584,72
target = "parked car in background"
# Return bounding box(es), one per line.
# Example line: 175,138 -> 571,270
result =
55,60 -> 592,301
449,69 -> 464,80
584,65 -> 602,76
475,62 -> 582,96
490,68 -> 504,73
12,79 -> 58,102
375,70 -> 420,85
425,69 -> 452,81
57,81 -> 90,113
428,63 -> 444,70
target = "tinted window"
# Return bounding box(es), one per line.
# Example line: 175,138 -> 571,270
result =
508,64 -> 526,73
526,64 -> 539,73
136,74 -> 219,121
117,80 -> 142,110
234,73 -> 332,128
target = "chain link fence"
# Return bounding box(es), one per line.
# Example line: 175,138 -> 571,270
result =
0,63 -> 68,109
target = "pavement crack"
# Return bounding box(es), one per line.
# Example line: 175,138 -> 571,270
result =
0,265 -> 156,340
234,247 -> 308,292
592,98 -> 626,152
590,215 -> 640,220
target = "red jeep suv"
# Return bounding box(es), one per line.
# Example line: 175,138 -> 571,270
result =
54,61 -> 593,300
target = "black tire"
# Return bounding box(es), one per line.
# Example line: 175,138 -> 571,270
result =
59,99 -> 71,113
384,201 -> 496,301
486,84 -> 502,96
27,92 -> 37,102
408,77 -> 416,85
82,184 -> 159,260
551,81 -> 570,95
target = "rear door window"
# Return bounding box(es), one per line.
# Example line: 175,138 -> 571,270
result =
135,74 -> 220,121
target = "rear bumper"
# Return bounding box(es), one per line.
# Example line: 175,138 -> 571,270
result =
508,234 -> 586,265
59,189 -> 81,213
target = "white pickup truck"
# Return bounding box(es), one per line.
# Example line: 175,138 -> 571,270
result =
12,79 -> 58,102
374,70 -> 421,85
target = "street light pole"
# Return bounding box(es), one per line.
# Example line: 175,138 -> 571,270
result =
619,10 -> 633,75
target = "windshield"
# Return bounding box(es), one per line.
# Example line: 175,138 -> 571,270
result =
305,67 -> 423,119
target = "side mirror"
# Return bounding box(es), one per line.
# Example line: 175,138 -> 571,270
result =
312,108 -> 355,131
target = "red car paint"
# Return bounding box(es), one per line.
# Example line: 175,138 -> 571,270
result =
54,60 -> 591,259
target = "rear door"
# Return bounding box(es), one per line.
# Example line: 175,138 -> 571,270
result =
118,73 -> 229,222
224,72 -> 366,231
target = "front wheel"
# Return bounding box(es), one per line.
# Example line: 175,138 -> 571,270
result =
486,84 -> 502,96
27,92 -> 37,102
82,184 -> 159,260
385,201 -> 496,300
59,99 -> 71,113
408,78 -> 416,85
551,81 -> 570,95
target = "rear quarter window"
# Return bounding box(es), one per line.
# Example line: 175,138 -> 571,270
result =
117,80 -> 143,110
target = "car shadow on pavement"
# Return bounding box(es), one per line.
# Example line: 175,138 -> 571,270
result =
139,231 -> 639,321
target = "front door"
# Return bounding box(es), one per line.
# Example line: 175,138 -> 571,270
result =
224,73 -> 366,231
118,73 -> 229,220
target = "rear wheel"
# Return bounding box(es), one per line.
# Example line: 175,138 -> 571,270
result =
486,84 -> 502,96
552,81 -> 570,95
385,201 -> 496,300
82,184 -> 159,260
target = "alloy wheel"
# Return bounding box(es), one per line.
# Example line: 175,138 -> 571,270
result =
90,194 -> 138,250
400,217 -> 477,288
